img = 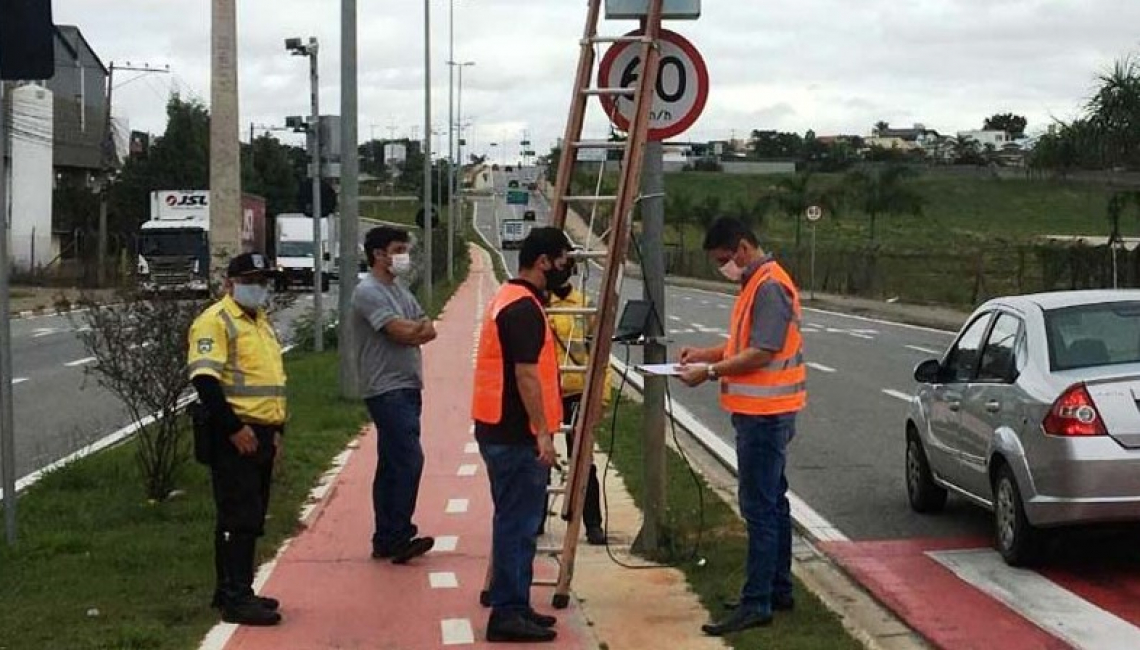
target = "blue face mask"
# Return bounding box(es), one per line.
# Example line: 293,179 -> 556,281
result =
232,283 -> 269,310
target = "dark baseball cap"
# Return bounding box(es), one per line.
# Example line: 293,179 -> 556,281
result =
227,252 -> 271,278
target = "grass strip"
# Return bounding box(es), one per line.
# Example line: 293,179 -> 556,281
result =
599,400 -> 862,649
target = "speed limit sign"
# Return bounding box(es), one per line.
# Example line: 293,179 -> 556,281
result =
597,29 -> 709,141
805,205 -> 824,222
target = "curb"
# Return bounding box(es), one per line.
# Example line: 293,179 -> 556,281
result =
9,306 -> 92,322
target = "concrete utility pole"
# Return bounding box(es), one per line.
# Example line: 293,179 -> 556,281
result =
340,0 -> 360,397
210,0 -> 242,285
0,81 -> 17,545
422,0 -> 433,309
634,140 -> 668,554
447,0 -> 456,283
309,41 -> 324,353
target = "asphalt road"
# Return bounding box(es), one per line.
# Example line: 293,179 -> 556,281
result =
6,290 -> 327,481
474,167 -> 990,542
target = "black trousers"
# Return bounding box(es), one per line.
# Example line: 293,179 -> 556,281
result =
563,395 -> 602,529
211,424 -> 278,601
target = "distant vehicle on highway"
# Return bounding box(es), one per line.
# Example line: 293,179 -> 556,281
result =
505,165 -> 514,172
523,210 -> 536,222
492,164 -> 500,171
906,290 -> 1140,566
499,218 -> 532,250
527,182 -> 538,191
507,179 -> 520,189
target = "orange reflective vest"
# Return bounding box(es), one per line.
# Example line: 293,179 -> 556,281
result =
720,260 -> 807,416
472,283 -> 563,433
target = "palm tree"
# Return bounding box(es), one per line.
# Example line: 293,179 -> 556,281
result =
1087,55 -> 1140,169
874,121 -> 890,137
844,165 -> 925,242
769,171 -> 841,248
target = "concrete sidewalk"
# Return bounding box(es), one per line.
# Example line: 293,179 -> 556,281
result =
202,245 -> 724,649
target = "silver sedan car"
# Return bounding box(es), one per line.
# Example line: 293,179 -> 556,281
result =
906,290 -> 1140,565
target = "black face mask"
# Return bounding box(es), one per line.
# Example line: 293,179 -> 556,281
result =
551,283 -> 573,300
544,265 -> 573,291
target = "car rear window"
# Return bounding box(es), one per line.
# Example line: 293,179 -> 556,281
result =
1045,301 -> 1140,371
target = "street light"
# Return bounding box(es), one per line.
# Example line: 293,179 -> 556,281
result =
422,0 -> 433,309
447,60 -> 474,280
286,36 -> 325,353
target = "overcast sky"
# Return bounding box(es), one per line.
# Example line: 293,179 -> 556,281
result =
54,0 -> 1140,159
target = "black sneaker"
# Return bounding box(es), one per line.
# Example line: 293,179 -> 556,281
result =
524,608 -> 557,628
212,591 -> 280,611
701,609 -> 772,636
585,526 -> 606,546
391,537 -> 435,565
487,614 -> 557,643
221,597 -> 282,627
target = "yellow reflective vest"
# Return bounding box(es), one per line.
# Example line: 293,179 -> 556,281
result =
549,287 -> 612,401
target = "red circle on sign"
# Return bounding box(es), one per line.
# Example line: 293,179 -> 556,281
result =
597,28 -> 709,141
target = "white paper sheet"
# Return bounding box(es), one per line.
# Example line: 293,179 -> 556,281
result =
636,363 -> 707,376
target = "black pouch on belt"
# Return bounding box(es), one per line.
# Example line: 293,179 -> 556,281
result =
189,400 -> 214,465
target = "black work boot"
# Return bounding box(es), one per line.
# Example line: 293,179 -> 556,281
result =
217,533 -> 282,626
487,612 -> 556,643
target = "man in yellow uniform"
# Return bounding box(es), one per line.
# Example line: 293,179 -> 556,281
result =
547,268 -> 610,545
188,252 -> 287,627
679,217 -> 806,636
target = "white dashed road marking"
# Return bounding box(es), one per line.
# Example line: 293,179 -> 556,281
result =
464,442 -> 479,454
446,499 -> 469,514
906,345 -> 942,356
807,363 -> 837,373
882,389 -> 913,402
432,536 -> 459,553
11,377 -> 28,385
64,356 -> 96,368
457,464 -> 478,477
441,619 -> 475,645
429,572 -> 459,589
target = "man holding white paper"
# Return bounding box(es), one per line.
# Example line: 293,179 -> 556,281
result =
676,216 -> 807,637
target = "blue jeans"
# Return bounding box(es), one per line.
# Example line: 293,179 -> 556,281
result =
366,389 -> 424,553
732,412 -> 797,616
481,442 -> 547,616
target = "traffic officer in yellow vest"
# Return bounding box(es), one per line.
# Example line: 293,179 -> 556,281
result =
472,227 -> 572,643
188,252 -> 287,627
678,217 -> 806,636
547,267 -> 610,545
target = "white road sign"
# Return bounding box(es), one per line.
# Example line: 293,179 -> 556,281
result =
597,28 -> 709,141
806,205 -> 824,222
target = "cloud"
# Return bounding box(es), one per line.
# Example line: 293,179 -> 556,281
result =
53,0 -> 1140,159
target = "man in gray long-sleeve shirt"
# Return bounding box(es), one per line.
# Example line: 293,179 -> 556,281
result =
678,217 -> 807,637
352,226 -> 437,564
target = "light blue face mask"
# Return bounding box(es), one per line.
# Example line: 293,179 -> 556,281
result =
232,283 -> 269,310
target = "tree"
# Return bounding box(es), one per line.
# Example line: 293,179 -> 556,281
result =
1087,55 -> 1140,169
983,113 -> 1028,139
844,165 -> 925,242
242,135 -> 302,218
952,135 -> 984,165
874,121 -> 890,137
748,130 -> 804,159
768,171 -> 841,247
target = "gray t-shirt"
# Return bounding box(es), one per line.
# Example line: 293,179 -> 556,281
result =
352,274 -> 426,398
742,256 -> 794,352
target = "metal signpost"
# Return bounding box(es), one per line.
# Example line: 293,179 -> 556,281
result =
806,204 -> 823,300
596,12 -> 706,553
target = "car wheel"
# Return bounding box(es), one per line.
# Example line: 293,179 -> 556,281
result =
993,464 -> 1039,566
906,432 -> 947,513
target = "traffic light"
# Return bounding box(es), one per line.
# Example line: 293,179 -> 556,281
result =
299,180 -> 338,217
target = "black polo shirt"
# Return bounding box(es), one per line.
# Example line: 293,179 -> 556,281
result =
475,279 -> 549,447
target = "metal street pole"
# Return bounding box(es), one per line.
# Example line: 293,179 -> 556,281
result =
811,222 -> 817,300
453,61 -> 473,275
340,0 -> 360,396
210,0 -> 243,285
0,81 -> 17,545
634,140 -> 667,554
447,0 -> 456,284
422,0 -> 433,309
308,39 -> 324,353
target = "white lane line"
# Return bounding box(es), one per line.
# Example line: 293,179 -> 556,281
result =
432,536 -> 459,553
457,464 -> 478,477
716,304 -> 728,309
11,377 -> 29,385
882,389 -> 913,402
32,328 -> 58,338
446,498 -> 469,514
64,356 -> 96,368
610,355 -> 849,542
800,327 -> 822,334
807,362 -> 837,373
464,442 -> 479,454
848,332 -> 875,340
930,549 -> 1140,650
906,344 -> 942,356
441,619 -> 475,646
668,315 -> 682,322
429,572 -> 459,589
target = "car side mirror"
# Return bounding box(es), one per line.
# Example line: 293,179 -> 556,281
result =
914,359 -> 942,384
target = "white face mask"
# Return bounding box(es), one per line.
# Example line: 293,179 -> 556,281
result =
719,259 -> 744,283
391,253 -> 413,276
232,283 -> 269,310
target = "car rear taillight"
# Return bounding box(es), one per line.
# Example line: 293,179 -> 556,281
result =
1043,383 -> 1107,437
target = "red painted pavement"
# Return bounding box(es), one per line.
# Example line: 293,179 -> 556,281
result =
223,249 -> 591,649
820,538 -> 1070,650
1041,553 -> 1140,629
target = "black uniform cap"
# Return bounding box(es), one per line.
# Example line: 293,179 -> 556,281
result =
227,252 -> 271,278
